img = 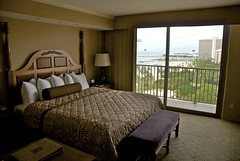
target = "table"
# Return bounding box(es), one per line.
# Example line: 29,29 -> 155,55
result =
1,138 -> 96,161
91,83 -> 113,89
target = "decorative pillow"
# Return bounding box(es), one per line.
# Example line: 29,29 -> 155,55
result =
21,78 -> 39,106
37,78 -> 52,100
64,73 -> 74,84
51,74 -> 65,87
70,72 -> 89,90
42,83 -> 82,100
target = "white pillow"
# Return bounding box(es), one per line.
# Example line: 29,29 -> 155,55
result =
64,73 -> 74,84
37,78 -> 52,100
51,74 -> 65,87
21,78 -> 39,106
70,72 -> 89,90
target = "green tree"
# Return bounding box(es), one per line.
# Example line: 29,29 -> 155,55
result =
191,58 -> 220,69
136,66 -> 155,93
172,58 -> 220,104
176,84 -> 196,101
195,84 -> 218,104
137,58 -> 220,104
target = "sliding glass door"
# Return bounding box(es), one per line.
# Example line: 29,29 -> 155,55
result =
136,27 -> 166,97
136,25 -> 224,116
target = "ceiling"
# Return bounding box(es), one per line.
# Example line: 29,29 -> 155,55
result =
33,0 -> 240,18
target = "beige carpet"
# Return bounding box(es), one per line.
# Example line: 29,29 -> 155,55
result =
156,113 -> 240,161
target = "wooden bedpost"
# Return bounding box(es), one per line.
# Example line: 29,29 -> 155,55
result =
79,31 -> 84,73
3,22 -> 11,72
2,22 -> 12,109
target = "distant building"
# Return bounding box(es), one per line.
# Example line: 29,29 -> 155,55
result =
198,37 -> 222,63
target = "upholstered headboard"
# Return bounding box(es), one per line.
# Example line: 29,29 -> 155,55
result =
8,50 -> 83,106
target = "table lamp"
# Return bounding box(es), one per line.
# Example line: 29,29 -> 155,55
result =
94,53 -> 111,84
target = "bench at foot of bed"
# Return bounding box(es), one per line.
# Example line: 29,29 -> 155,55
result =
117,110 -> 180,161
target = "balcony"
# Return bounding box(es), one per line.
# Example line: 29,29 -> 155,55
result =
136,65 -> 220,113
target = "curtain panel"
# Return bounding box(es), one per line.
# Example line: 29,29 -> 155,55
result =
104,29 -> 136,91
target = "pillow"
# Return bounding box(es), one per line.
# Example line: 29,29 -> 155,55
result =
42,83 -> 82,100
64,73 -> 74,84
37,78 -> 52,100
70,72 -> 89,90
51,74 -> 65,87
21,78 -> 39,106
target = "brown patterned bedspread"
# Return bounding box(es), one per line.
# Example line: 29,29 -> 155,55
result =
24,87 -> 164,161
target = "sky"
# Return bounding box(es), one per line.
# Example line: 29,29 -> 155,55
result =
137,25 -> 224,54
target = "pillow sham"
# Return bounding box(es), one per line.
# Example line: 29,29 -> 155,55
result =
51,74 -> 65,87
64,73 -> 74,84
37,78 -> 52,100
21,78 -> 39,106
70,72 -> 89,90
42,83 -> 82,100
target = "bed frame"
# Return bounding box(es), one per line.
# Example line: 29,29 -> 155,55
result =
2,22 -> 85,108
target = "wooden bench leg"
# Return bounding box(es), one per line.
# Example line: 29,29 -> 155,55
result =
175,118 -> 180,137
164,133 -> 171,156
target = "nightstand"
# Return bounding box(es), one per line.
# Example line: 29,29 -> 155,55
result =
91,83 -> 113,89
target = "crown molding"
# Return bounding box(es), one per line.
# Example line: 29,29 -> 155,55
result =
0,11 -> 112,30
32,0 -> 114,19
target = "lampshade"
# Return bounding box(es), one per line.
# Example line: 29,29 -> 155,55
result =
94,53 -> 111,67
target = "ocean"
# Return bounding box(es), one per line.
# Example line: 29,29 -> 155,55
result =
137,51 -> 197,67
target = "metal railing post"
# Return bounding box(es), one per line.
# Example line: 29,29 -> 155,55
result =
194,68 -> 199,104
156,66 -> 159,97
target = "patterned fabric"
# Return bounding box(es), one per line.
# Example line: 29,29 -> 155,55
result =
24,87 -> 164,161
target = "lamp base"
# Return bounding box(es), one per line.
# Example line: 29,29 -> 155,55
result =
99,67 -> 107,84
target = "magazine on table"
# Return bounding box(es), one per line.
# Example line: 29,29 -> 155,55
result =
11,138 -> 63,161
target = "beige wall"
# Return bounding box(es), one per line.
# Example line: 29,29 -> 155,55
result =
0,17 -> 102,82
222,25 -> 240,123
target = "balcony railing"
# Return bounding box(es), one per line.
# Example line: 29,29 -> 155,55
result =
136,65 -> 220,105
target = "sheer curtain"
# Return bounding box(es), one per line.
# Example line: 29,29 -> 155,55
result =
104,29 -> 136,91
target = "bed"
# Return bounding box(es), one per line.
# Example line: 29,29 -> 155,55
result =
8,49 -> 165,161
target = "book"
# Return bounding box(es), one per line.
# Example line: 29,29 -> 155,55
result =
11,138 -> 63,161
